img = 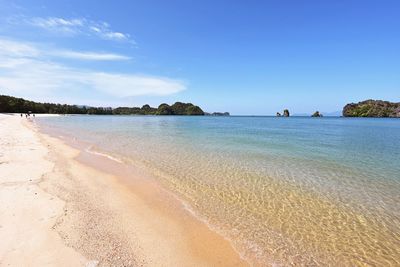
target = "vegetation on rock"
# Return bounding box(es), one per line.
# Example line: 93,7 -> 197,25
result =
343,100 -> 400,118
169,102 -> 203,115
283,109 -> 290,117
185,105 -> 204,115
155,103 -> 174,115
311,111 -> 323,117
0,95 -> 205,116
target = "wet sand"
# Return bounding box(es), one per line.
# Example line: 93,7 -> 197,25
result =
0,114 -> 248,266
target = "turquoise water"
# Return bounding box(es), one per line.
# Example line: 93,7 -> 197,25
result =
37,116 -> 400,266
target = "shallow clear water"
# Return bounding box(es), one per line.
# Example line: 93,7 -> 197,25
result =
37,116 -> 400,266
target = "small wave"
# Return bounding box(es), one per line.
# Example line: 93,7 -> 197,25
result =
85,146 -> 123,163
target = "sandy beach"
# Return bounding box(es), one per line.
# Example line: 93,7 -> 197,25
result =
0,114 -> 247,267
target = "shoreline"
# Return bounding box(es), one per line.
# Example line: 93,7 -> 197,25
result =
0,114 -> 248,266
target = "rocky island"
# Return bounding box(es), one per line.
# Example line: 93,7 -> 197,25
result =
205,112 -> 230,116
311,111 -> 323,117
343,100 -> 400,118
276,109 -> 290,117
283,109 -> 290,117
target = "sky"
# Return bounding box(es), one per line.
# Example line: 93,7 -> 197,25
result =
0,0 -> 399,115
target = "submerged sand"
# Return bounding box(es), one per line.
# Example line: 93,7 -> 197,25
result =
0,114 -> 247,266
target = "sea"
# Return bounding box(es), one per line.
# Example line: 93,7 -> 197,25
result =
36,115 -> 400,266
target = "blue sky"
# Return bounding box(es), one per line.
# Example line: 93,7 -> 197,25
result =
0,0 -> 399,115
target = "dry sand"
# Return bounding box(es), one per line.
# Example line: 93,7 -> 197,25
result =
0,114 -> 248,267
0,114 -> 87,266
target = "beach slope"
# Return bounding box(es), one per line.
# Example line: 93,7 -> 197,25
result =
0,114 -> 247,267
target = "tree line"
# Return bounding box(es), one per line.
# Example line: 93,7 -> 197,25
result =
0,95 -> 205,115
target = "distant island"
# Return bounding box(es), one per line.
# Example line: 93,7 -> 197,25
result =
205,112 -> 230,116
4,95 -> 399,118
276,109 -> 290,117
343,100 -> 400,118
311,111 -> 323,117
0,95 -> 207,115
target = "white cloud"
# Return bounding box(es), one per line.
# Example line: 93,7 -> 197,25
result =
90,73 -> 185,97
50,50 -> 131,61
31,17 -> 84,27
0,39 -> 185,103
29,17 -> 84,35
101,31 -> 129,41
0,38 -> 39,57
0,38 -> 130,61
27,16 -> 133,43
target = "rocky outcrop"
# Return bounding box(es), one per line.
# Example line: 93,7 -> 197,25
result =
283,109 -> 290,117
156,102 -> 205,115
155,103 -> 174,115
185,105 -> 205,115
311,111 -> 323,117
343,100 -> 400,118
276,110 -> 289,117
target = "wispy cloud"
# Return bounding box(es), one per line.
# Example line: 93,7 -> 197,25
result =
49,50 -> 131,61
0,39 -> 185,104
0,37 -> 131,61
0,38 -> 40,58
27,16 -> 133,43
31,17 -> 84,28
